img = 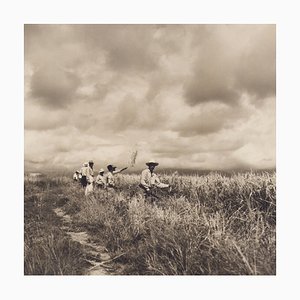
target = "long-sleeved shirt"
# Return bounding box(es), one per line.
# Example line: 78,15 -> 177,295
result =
106,169 -> 123,187
106,172 -> 115,187
86,166 -> 94,184
140,168 -> 161,189
96,174 -> 106,187
80,166 -> 88,177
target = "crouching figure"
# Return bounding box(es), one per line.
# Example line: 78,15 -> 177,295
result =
95,168 -> 106,189
139,160 -> 169,201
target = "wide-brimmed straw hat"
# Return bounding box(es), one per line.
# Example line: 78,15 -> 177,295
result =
99,168 -> 104,173
146,160 -> 159,166
83,162 -> 88,167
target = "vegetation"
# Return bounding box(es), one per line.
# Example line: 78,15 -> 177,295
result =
24,176 -> 88,275
24,171 -> 276,275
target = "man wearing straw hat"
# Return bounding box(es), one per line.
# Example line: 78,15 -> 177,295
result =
139,160 -> 169,198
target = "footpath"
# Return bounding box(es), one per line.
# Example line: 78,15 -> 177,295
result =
53,207 -> 124,275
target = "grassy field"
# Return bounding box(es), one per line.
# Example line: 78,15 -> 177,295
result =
24,171 -> 276,275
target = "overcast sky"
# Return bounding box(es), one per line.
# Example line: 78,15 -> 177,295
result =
24,24 -> 275,172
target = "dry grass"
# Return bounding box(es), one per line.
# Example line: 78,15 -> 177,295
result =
24,171 -> 276,275
24,176 -> 88,275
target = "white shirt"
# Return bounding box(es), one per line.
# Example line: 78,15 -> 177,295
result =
80,166 -> 88,177
96,174 -> 106,186
106,172 -> 115,187
140,168 -> 161,189
106,170 -> 122,187
86,166 -> 94,183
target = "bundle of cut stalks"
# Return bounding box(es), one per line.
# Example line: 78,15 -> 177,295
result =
129,149 -> 138,167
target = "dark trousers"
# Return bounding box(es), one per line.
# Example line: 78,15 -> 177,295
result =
139,184 -> 156,201
81,176 -> 87,188
139,184 -> 160,203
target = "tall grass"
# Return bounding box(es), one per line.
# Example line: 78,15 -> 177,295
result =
24,172 -> 275,275
68,171 -> 276,275
24,176 -> 88,275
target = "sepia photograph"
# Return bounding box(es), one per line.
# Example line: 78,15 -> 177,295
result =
24,24 -> 276,276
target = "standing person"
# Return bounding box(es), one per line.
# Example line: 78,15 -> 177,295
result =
80,162 -> 88,188
95,168 -> 106,189
139,160 -> 169,199
106,164 -> 128,189
85,160 -> 94,196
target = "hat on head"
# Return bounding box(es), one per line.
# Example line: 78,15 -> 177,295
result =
89,160 -> 94,164
146,160 -> 159,166
83,162 -> 88,167
107,164 -> 117,171
99,168 -> 104,173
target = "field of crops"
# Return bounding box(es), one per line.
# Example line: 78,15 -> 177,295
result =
24,171 -> 276,275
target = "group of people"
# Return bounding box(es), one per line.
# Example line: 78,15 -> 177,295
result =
73,160 -> 128,195
73,160 -> 169,197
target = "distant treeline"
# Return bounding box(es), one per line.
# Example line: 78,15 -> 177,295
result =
25,168 -> 276,178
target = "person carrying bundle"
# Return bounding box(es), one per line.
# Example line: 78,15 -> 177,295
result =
139,160 -> 169,199
106,164 -> 128,188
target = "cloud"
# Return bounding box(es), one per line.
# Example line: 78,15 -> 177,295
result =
105,27 -> 159,72
24,127 -> 124,170
30,64 -> 80,109
25,104 -> 70,130
25,25 -> 90,65
145,74 -> 165,101
236,26 -> 276,99
25,102 -> 98,132
172,102 -> 249,137
90,83 -> 109,102
152,133 -> 246,158
24,25 -> 276,171
108,92 -> 169,133
183,25 -> 275,106
112,94 -> 139,131
73,113 -> 99,131
65,25 -> 162,73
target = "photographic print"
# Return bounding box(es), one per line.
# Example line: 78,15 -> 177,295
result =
24,24 -> 276,275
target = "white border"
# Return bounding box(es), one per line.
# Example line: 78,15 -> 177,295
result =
1,0 -> 299,299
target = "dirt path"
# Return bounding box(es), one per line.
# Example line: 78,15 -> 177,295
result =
53,207 -> 124,275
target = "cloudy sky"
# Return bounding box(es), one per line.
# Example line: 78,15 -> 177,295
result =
24,24 -> 275,172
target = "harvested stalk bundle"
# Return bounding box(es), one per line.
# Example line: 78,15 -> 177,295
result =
129,149 -> 138,167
